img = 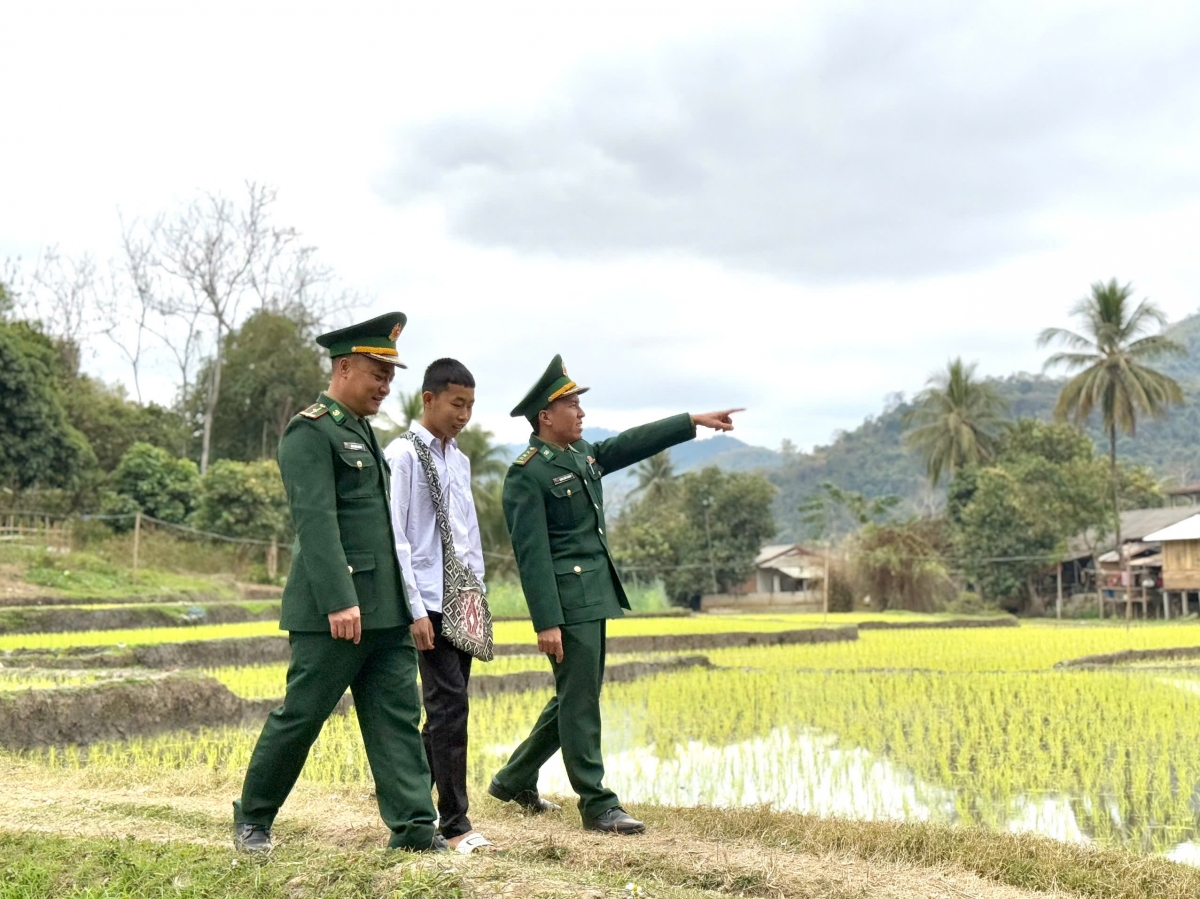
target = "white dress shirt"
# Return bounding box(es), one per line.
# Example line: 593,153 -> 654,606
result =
384,422 -> 485,621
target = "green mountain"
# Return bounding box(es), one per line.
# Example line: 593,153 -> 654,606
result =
766,312 -> 1200,540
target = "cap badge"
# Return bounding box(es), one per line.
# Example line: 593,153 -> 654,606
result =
389,323 -> 402,341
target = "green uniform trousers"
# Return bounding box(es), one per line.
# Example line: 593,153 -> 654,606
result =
234,627 -> 436,850
492,619 -> 618,821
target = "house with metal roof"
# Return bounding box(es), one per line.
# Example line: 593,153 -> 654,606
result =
1143,513 -> 1200,618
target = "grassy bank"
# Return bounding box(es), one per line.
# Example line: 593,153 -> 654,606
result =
2,780 -> 1199,899
0,544 -> 237,602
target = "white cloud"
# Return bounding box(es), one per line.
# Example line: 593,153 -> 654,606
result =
2,1 -> 1199,454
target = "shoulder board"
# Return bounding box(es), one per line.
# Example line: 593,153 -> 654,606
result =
514,447 -> 538,466
299,403 -> 328,420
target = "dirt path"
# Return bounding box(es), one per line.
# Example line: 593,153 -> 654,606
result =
0,759 -> 1073,899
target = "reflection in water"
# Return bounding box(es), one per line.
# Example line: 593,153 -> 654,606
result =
494,726 -> 1200,863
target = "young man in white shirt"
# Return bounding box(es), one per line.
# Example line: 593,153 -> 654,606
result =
385,358 -> 493,853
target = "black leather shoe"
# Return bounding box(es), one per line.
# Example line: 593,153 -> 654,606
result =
389,833 -> 450,852
234,823 -> 273,852
584,807 -> 645,835
488,780 -> 562,814
425,834 -> 450,853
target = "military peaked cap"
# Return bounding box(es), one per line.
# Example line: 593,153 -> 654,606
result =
317,312 -> 408,367
510,354 -> 589,423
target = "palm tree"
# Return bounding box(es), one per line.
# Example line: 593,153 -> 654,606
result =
903,358 -> 1009,487
1039,278 -> 1185,618
397,390 -> 424,430
456,425 -> 507,485
629,451 -> 677,505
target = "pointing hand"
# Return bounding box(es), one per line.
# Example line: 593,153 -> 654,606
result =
692,409 -> 744,432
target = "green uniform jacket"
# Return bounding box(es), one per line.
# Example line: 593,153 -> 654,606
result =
503,413 -> 696,633
277,392 -> 412,632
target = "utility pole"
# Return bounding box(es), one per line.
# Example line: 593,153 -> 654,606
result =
823,544 -> 830,621
1055,561 -> 1063,620
132,511 -> 142,583
702,497 -> 718,596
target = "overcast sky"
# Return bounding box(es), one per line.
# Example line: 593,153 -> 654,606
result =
2,1 -> 1199,451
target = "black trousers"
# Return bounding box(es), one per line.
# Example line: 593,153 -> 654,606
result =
418,610 -> 474,839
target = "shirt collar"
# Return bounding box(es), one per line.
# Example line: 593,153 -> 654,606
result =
410,420 -> 457,451
530,432 -> 579,453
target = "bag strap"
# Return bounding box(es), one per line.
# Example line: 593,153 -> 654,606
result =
400,431 -> 458,563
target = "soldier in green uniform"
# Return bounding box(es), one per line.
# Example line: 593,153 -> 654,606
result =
488,355 -> 740,834
233,312 -> 443,853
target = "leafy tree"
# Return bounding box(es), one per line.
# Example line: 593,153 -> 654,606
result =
629,451 -> 677,505
191,459 -> 290,541
0,320 -> 95,496
612,467 -> 776,604
104,442 -> 200,527
456,425 -> 510,579
904,358 -> 1009,486
60,375 -> 187,471
951,420 -> 1127,611
473,476 -> 516,581
798,481 -> 900,540
1039,279 -> 1185,617
457,425 -> 507,486
189,310 -> 328,463
853,518 -> 953,612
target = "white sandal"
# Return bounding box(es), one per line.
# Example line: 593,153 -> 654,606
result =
452,832 -> 497,854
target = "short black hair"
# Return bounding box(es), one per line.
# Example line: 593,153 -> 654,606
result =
422,358 -> 475,394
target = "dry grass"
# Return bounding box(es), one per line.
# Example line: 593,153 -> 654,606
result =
0,754 -> 1147,899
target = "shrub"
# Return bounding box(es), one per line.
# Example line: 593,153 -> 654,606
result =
191,459 -> 289,542
104,443 -> 200,529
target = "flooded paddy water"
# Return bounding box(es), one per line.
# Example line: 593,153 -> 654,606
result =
10,617 -> 1200,862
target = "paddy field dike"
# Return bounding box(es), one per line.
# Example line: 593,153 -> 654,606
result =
4,596 -> 1200,899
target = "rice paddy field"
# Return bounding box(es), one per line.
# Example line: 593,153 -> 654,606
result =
8,613 -> 1200,870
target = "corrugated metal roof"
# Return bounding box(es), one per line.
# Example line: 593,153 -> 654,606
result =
1065,507 -> 1199,560
755,544 -> 796,565
1144,514 -> 1200,542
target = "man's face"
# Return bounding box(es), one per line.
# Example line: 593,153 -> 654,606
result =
539,395 -> 585,445
340,355 -> 395,417
423,384 -> 475,441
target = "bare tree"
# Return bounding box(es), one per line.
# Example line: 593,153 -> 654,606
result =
19,247 -> 102,371
129,182 -> 355,472
96,220 -> 163,404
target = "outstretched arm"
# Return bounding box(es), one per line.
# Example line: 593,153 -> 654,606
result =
590,409 -> 745,474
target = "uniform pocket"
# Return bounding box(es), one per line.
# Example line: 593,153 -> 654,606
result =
547,480 -> 589,527
337,452 -> 378,498
554,558 -> 601,610
345,551 -> 378,614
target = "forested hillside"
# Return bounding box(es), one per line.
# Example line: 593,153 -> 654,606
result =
756,312 -> 1200,540
506,313 -> 1200,541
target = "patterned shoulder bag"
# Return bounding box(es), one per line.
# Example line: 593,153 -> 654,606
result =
401,431 -> 494,661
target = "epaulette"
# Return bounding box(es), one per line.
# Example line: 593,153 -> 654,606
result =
514,447 -> 538,466
299,403 -> 328,419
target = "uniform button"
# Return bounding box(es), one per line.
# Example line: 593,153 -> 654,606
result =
594,503 -> 599,509
347,565 -> 354,573
566,489 -> 572,496
356,460 -> 363,469
598,528 -> 604,535
574,565 -> 582,573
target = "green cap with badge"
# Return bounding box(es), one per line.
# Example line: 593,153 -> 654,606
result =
510,354 -> 590,427
316,312 -> 408,367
